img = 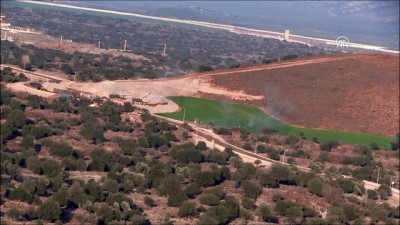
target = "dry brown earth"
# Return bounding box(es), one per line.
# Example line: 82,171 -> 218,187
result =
4,53 -> 398,136
208,54 -> 399,136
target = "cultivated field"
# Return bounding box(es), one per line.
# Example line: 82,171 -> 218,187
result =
208,54 -> 399,136
159,96 -> 394,147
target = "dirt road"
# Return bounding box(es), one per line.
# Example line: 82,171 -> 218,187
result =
1,64 -> 68,82
5,82 -> 56,98
363,180 -> 399,207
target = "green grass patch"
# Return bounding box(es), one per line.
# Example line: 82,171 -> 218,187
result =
158,96 -> 395,148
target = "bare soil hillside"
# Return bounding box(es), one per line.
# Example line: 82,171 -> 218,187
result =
209,54 -> 399,136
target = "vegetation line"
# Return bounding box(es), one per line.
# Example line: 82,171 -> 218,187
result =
158,96 -> 395,148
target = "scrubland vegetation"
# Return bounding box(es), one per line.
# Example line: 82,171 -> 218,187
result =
1,69 -> 399,224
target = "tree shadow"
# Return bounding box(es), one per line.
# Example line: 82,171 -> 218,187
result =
60,201 -> 77,223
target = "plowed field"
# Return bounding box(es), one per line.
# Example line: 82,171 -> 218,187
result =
208,54 -> 399,136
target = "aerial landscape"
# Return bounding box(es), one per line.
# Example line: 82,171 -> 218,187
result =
0,1 -> 399,225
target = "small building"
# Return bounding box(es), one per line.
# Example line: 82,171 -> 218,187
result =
284,29 -> 290,41
0,19 -> 11,28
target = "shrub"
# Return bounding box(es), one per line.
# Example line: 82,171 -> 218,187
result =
343,204 -> 358,221
285,135 -> 299,145
337,178 -> 355,193
198,215 -> 218,225
352,166 -> 373,181
312,136 -> 320,143
320,140 -> 340,151
307,178 -> 324,196
198,65 -> 213,72
212,127 -> 232,135
370,142 -> 379,150
167,192 -> 188,207
240,209 -> 253,220
242,143 -> 253,151
262,127 -> 278,134
182,131 -> 189,139
138,137 -> 150,148
204,205 -> 230,225
241,180 -> 262,199
80,121 -> 105,143
40,158 -> 62,178
205,187 -> 225,200
194,171 -> 215,187
223,196 -> 240,218
185,182 -> 202,198
20,135 -> 34,150
7,109 -> 26,128
49,142 -> 74,157
272,193 -> 283,202
199,193 -> 220,206
195,141 -> 207,150
31,125 -> 53,139
144,196 -> 156,207
147,134 -> 169,148
367,190 -> 378,200
178,201 -> 198,218
157,175 -> 181,196
316,152 -> 330,162
171,148 -> 203,164
378,184 -> 392,200
269,164 -> 290,182
35,199 -> 61,222
256,144 -> 266,153
7,188 -> 33,203
392,206 -> 400,219
258,204 -> 272,222
122,102 -> 134,112
208,150 -> 227,165
7,207 -> 21,222
242,197 -> 256,210
266,147 -> 280,161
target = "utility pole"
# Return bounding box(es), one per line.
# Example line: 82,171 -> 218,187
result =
163,44 -> 167,55
255,138 -> 258,155
194,120 -> 198,139
182,107 -> 186,123
376,166 -> 380,184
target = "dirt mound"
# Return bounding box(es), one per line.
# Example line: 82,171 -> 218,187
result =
208,54 -> 399,136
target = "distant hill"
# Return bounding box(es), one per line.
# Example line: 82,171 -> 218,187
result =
73,1 -> 399,50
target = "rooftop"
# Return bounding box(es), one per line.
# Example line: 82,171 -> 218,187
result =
0,19 -> 10,24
